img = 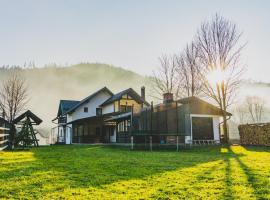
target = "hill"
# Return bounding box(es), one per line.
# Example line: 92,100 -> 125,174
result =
1,63 -> 270,140
0,63 -> 153,136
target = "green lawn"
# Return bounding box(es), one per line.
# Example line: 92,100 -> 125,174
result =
0,145 -> 269,200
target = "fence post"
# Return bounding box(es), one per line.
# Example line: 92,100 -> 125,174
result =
150,136 -> 152,151
131,136 -> 134,150
176,135 -> 179,151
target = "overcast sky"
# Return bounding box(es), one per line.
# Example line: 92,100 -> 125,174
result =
0,0 -> 269,81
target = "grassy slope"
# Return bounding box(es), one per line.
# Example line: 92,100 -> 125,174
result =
0,145 -> 269,199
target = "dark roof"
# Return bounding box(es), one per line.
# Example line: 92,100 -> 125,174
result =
65,87 -> 114,114
0,117 -> 10,125
57,100 -> 80,116
178,96 -> 232,116
100,88 -> 150,107
13,110 -> 43,125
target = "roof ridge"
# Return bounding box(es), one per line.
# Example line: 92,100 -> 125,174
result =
64,87 -> 113,114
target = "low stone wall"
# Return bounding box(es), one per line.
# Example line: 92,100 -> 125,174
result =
238,123 -> 270,146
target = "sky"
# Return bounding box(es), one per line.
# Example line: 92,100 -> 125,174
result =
0,0 -> 269,81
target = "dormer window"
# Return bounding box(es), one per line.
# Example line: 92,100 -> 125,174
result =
84,107 -> 88,113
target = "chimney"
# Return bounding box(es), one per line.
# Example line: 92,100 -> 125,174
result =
141,86 -> 145,101
163,93 -> 173,104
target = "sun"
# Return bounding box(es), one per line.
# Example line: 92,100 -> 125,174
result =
206,68 -> 228,85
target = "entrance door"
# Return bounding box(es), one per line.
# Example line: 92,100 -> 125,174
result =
192,117 -> 214,140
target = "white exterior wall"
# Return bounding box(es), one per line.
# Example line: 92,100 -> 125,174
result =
110,128 -> 116,143
66,114 -> 72,123
212,117 -> 220,141
189,114 -> 221,144
70,91 -> 112,121
102,103 -> 114,114
65,125 -> 72,144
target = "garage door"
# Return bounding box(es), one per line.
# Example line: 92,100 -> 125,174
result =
192,117 -> 214,140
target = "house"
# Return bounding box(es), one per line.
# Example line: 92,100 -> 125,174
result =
53,87 -> 231,145
52,87 -> 149,144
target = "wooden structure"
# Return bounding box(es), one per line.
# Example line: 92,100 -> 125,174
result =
13,110 -> 42,148
0,117 -> 11,151
129,96 -> 232,150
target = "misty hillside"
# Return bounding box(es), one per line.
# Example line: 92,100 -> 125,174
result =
1,63 -> 270,139
0,63 -> 153,135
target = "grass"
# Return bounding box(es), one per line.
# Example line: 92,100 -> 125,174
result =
0,145 -> 269,200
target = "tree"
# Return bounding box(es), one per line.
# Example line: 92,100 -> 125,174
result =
176,42 -> 202,97
233,104 -> 248,124
196,14 -> 245,143
0,72 -> 28,122
152,55 -> 180,100
246,96 -> 265,123
0,72 -> 28,147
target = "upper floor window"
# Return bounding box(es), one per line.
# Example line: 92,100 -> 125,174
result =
84,107 -> 88,113
96,108 -> 102,116
120,105 -> 132,112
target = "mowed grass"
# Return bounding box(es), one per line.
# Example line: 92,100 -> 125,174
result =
0,145 -> 269,200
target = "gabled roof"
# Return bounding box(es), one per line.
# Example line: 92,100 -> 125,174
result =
13,110 -> 43,125
57,100 -> 80,116
178,96 -> 232,116
65,87 -> 114,114
0,116 -> 10,126
100,88 -> 150,107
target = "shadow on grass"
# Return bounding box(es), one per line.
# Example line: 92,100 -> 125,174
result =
0,145 -> 269,199
228,146 -> 270,199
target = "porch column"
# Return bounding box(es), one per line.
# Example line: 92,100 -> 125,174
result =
131,136 -> 134,150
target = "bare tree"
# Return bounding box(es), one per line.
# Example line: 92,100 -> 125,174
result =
0,72 -> 28,122
196,14 -> 245,143
233,103 -> 248,124
246,96 -> 265,123
152,55 -> 180,100
176,42 -> 202,97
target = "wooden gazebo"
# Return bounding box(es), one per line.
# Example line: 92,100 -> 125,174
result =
13,110 -> 42,148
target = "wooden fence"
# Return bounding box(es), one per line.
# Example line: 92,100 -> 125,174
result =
0,127 -> 9,151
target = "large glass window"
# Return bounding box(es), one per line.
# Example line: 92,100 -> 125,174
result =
78,125 -> 84,136
96,127 -> 101,136
73,126 -> 78,137
84,125 -> 88,136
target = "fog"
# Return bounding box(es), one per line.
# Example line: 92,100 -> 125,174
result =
0,63 -> 152,137
1,63 -> 269,142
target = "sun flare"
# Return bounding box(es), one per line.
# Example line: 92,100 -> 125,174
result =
207,68 -> 228,85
